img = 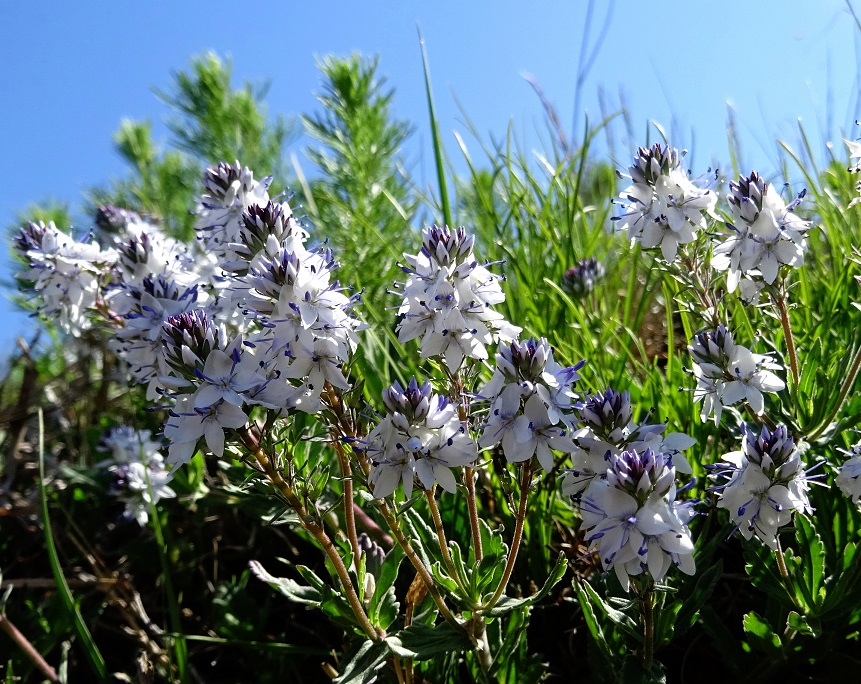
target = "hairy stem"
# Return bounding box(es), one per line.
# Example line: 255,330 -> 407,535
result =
642,588 -> 655,669
424,488 -> 468,596
482,461 -> 532,611
333,439 -> 362,569
775,292 -> 800,388
451,371 -> 483,563
775,537 -> 798,605
239,429 -> 380,642
464,467 -> 483,563
373,496 -> 464,631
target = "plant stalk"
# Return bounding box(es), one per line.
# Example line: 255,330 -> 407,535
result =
332,438 -> 362,569
464,467 -> 484,563
372,496 -> 464,631
775,292 -> 799,388
642,588 -> 655,669
424,488 -> 469,599
239,429 -> 381,642
482,461 -> 532,611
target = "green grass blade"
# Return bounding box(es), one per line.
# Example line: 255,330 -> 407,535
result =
37,409 -> 107,681
418,26 -> 453,227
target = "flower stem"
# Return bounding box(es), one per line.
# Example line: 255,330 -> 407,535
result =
482,461 -> 532,611
451,371 -> 483,563
642,587 -> 655,669
775,537 -> 797,604
775,292 -> 799,389
238,429 -> 381,642
332,438 -> 362,570
464,467 -> 483,563
372,495 -> 464,631
424,488 -> 470,599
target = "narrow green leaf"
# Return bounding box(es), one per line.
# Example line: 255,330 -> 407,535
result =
249,560 -> 323,606
742,611 -> 781,653
574,580 -> 614,666
38,410 -> 106,681
417,27 -> 452,227
333,639 -> 390,684
482,551 -> 567,617
386,621 -> 473,660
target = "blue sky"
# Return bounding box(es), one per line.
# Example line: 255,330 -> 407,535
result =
1,1 -> 858,357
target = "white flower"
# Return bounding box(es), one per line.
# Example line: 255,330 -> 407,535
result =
614,144 -> 716,263
194,161 -> 271,260
192,339 -> 265,409
14,221 -> 117,335
688,327 -> 785,422
836,441 -> 861,504
578,448 -> 695,592
722,346 -> 785,415
365,378 -> 477,498
164,394 -> 249,465
109,457 -> 176,525
394,225 -> 520,371
713,171 -> 810,289
711,424 -> 811,549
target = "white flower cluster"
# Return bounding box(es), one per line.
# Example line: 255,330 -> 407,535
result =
394,225 -> 520,371
99,426 -> 176,525
688,325 -> 785,425
162,172 -> 363,465
365,378 -> 477,498
195,161 -> 272,263
578,447 -> 696,592
710,423 -> 812,549
16,161 -> 364,474
835,440 -> 861,504
712,171 -> 810,299
478,337 -> 583,471
561,388 -> 695,499
14,221 -> 117,335
613,143 -> 717,262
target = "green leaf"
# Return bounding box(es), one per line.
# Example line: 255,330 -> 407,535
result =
574,580 -> 615,669
369,545 -> 404,629
792,515 -> 826,613
333,639 -> 390,684
487,606 -> 531,678
786,610 -> 820,638
386,621 -> 473,660
38,410 -> 107,682
249,560 -> 322,606
577,579 -> 641,640
673,559 -> 723,639
417,27 -> 452,227
742,611 -> 781,654
482,551 -> 567,617
293,565 -> 358,629
619,655 -> 666,684
654,596 -> 681,649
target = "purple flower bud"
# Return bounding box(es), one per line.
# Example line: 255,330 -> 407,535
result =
629,143 -> 683,186
382,377 -> 436,422
420,225 -> 475,269
727,171 -> 768,225
578,389 -> 632,439
689,325 -> 735,371
562,257 -> 604,296
161,309 -> 220,377
13,220 -> 52,259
